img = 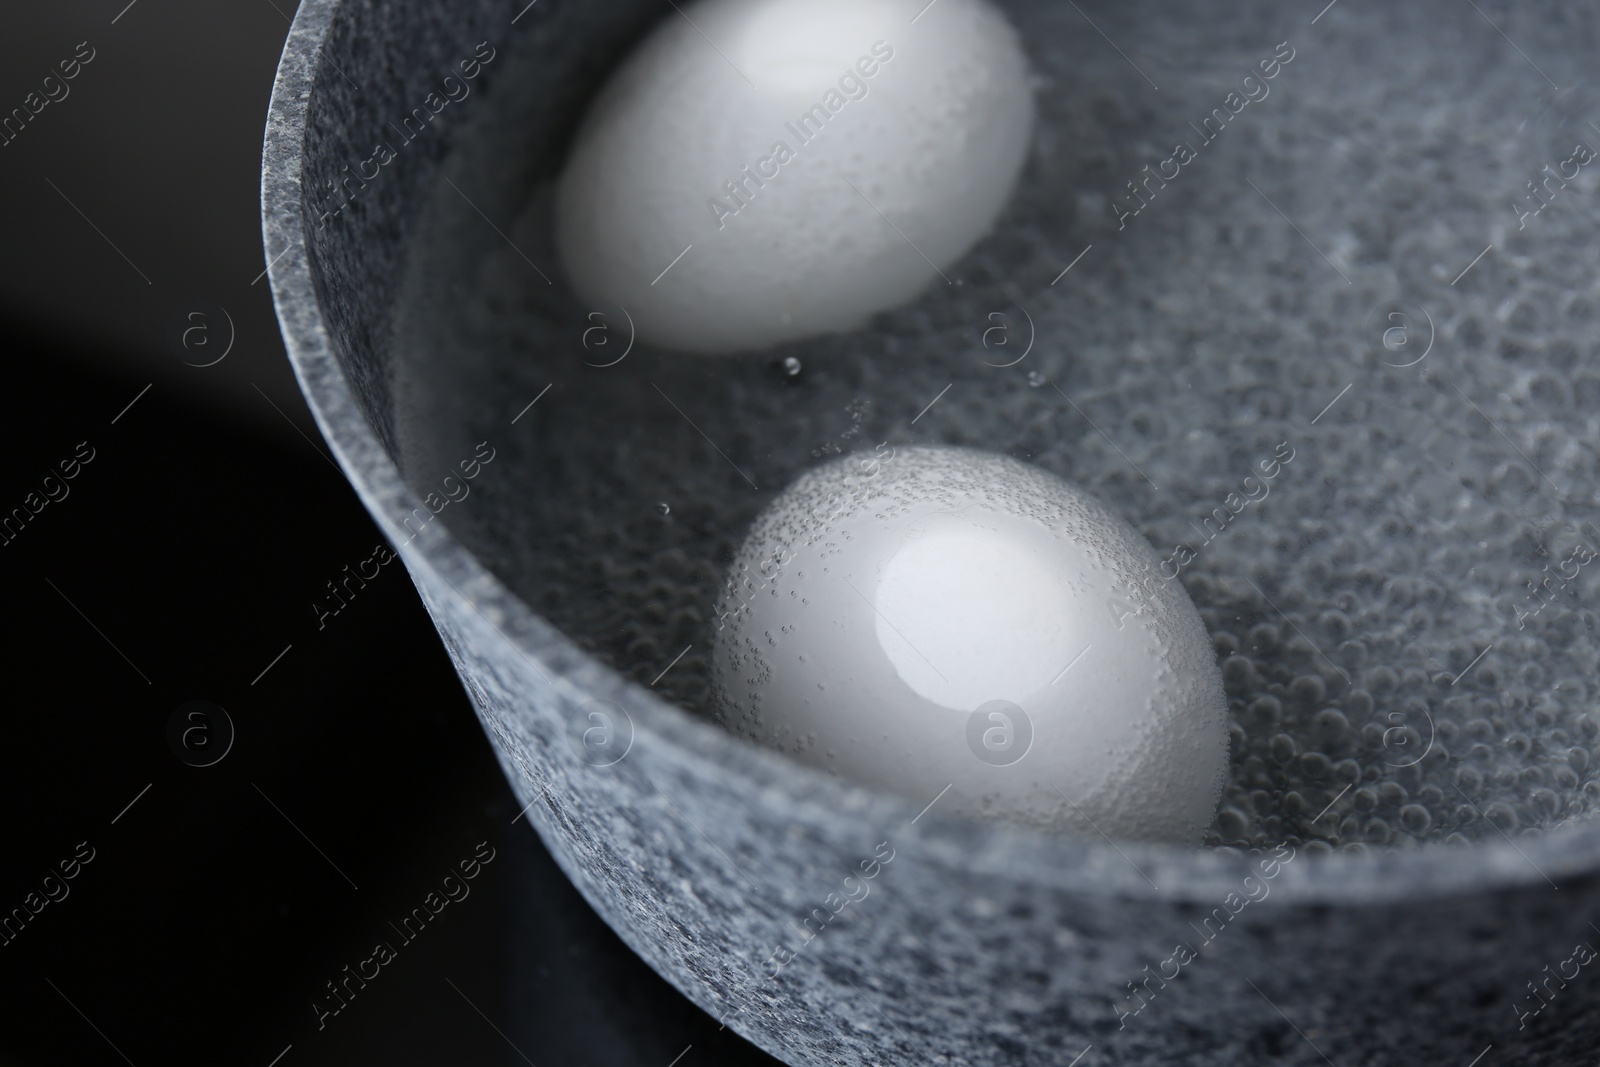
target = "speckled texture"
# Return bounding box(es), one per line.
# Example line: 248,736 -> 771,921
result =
266,0 -> 1600,1063
708,445 -> 1230,844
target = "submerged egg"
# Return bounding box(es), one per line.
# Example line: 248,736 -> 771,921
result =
555,0 -> 1035,355
710,446 -> 1230,844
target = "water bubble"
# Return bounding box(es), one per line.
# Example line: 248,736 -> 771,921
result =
1216,805 -> 1251,840
781,355 -> 803,378
1484,802 -> 1519,833
1025,370 -> 1045,388
1299,751 -> 1333,779
657,502 -> 671,516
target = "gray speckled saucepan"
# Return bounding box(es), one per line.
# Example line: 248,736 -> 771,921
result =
262,1 -> 1600,1062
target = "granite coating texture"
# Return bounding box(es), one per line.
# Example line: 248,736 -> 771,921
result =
263,0 -> 1600,1063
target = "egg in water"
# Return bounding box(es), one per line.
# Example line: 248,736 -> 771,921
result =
555,0 -> 1035,354
710,446 -> 1230,844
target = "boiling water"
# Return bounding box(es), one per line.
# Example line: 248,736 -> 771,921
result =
388,0 -> 1600,850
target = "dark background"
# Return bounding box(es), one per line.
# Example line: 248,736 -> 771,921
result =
0,3 -> 773,1064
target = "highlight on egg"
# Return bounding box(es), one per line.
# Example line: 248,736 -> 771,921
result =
710,446 -> 1231,845
555,0 -> 1036,355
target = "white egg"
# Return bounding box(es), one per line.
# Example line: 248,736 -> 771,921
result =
710,446 -> 1230,844
555,0 -> 1035,355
